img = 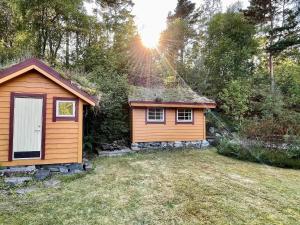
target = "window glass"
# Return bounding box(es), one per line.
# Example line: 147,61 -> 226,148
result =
57,101 -> 75,117
177,109 -> 192,122
147,108 -> 164,122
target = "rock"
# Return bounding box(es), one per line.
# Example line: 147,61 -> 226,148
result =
0,166 -> 36,174
45,166 -> 60,172
149,142 -> 161,148
167,142 -> 174,148
83,161 -> 93,171
67,163 -> 83,171
59,166 -> 69,174
131,143 -> 140,151
98,148 -> 133,157
201,140 -> 210,148
69,169 -> 83,174
174,141 -> 183,148
35,169 -> 50,181
44,179 -> 61,188
208,127 -> 215,134
4,177 -> 32,186
16,186 -> 37,195
161,142 -> 168,148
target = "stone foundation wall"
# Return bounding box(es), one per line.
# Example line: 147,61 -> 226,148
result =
131,140 -> 210,151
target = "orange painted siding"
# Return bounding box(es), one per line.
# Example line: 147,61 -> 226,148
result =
131,108 -> 205,143
0,71 -> 83,166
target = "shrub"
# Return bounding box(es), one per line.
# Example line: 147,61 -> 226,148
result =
84,67 -> 130,148
217,138 -> 300,169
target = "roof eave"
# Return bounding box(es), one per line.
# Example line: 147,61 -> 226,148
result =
0,58 -> 97,106
129,100 -> 216,109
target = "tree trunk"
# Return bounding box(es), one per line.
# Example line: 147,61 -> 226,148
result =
269,5 -> 275,93
65,30 -> 70,67
269,52 -> 275,92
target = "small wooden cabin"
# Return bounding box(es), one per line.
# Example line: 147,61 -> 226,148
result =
0,58 -> 97,166
129,86 -> 216,149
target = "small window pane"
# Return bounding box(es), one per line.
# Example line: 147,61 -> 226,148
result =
177,109 -> 192,122
147,108 -> 164,122
57,101 -> 75,117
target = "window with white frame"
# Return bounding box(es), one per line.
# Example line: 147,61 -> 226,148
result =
147,108 -> 164,122
56,100 -> 76,117
177,109 -> 193,122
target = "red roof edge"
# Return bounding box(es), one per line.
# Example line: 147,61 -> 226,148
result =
129,100 -> 216,108
0,58 -> 97,105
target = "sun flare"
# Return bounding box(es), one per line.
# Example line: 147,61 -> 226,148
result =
140,31 -> 160,49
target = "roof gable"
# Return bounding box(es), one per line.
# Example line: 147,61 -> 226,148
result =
0,58 -> 96,106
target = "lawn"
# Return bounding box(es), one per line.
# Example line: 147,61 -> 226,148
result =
0,149 -> 299,225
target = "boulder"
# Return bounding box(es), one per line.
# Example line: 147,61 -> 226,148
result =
201,140 -> 210,148
4,177 -> 32,186
35,169 -> 50,181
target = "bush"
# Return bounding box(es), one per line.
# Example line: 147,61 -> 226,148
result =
84,67 -> 130,149
217,138 -> 300,169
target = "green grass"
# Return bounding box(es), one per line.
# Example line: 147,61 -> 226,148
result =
0,149 -> 299,225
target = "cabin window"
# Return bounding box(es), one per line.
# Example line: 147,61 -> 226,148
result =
53,97 -> 78,121
147,108 -> 165,123
177,109 -> 193,123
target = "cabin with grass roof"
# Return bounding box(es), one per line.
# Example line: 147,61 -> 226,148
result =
0,58 -> 98,166
128,86 -> 216,150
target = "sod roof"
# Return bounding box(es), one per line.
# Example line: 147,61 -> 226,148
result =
128,86 -> 215,104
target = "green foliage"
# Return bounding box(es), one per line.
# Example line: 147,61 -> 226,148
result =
241,114 -> 300,138
276,59 -> 300,107
217,138 -> 300,169
203,12 -> 258,96
219,79 -> 251,122
85,67 -> 129,145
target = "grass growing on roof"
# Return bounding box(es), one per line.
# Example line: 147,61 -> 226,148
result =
0,149 -> 299,225
129,85 -> 215,103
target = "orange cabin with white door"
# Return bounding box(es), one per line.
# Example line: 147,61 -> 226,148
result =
0,58 -> 97,166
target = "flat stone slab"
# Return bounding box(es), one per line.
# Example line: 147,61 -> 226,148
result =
35,169 -> 51,181
4,177 -> 33,186
44,179 -> 61,188
98,148 -> 133,157
16,186 -> 37,195
0,166 -> 36,174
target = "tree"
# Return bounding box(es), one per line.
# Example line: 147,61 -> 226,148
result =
203,12 -> 258,96
244,0 -> 300,92
219,79 -> 251,122
159,0 -> 197,65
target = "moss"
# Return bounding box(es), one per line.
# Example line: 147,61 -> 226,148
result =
129,85 -> 215,103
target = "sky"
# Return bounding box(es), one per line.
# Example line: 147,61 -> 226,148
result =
85,0 -> 250,47
133,0 -> 250,47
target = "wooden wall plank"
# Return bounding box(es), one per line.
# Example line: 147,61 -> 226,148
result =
132,108 -> 205,142
0,71 -> 83,166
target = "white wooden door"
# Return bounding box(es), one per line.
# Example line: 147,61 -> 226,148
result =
13,97 -> 43,159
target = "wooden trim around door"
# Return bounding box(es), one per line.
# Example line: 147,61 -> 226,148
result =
8,92 -> 47,161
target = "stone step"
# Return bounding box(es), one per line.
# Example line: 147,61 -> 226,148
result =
4,177 -> 33,186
